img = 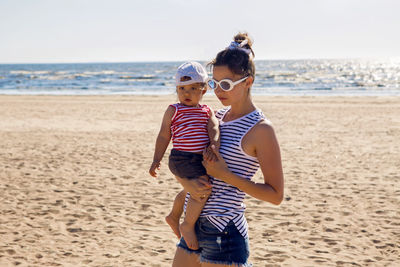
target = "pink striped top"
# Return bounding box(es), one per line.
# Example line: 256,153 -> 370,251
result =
170,103 -> 211,153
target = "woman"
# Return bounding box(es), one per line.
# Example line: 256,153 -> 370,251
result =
173,33 -> 284,267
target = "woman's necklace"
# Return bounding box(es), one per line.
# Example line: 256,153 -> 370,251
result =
225,107 -> 255,121
224,110 -> 244,122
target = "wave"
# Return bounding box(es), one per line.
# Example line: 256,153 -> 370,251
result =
1,60 -> 399,95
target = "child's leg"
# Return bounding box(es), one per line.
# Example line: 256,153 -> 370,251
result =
165,190 -> 186,239
179,175 -> 210,250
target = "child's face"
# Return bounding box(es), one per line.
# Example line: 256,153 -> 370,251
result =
176,83 -> 206,107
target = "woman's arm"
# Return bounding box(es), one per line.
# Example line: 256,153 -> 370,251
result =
149,105 -> 175,177
203,122 -> 284,205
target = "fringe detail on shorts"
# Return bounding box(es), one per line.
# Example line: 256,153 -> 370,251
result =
199,255 -> 252,267
176,243 -> 201,255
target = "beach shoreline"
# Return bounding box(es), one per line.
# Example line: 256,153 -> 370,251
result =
0,95 -> 399,266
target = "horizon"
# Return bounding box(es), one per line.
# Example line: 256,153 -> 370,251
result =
2,56 -> 400,65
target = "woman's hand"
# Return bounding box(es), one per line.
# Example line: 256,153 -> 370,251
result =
176,176 -> 212,201
202,145 -> 230,180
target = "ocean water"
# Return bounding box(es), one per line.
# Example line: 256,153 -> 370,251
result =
0,59 -> 399,96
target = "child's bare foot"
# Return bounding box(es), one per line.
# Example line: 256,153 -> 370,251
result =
179,221 -> 198,250
165,213 -> 181,239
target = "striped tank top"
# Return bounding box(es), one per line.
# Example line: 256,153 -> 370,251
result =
170,103 -> 211,153
185,108 -> 268,239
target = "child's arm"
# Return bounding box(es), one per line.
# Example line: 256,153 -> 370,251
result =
204,109 -> 220,162
207,109 -> 220,148
149,105 -> 175,177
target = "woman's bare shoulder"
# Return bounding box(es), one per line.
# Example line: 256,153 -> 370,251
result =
252,119 -> 275,136
242,118 -> 277,157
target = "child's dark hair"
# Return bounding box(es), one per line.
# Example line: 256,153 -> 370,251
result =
209,33 -> 255,80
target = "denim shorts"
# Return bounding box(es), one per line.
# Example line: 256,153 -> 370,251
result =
168,149 -> 207,179
177,217 -> 251,266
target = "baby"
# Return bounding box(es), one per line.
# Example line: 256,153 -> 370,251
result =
149,62 -> 219,249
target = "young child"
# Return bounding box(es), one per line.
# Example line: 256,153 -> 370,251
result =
149,61 -> 219,250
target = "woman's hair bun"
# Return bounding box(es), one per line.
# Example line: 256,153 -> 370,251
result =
233,33 -> 254,57
208,31 -> 256,79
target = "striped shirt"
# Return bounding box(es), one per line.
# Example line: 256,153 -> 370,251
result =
184,108 -> 268,239
170,103 -> 211,153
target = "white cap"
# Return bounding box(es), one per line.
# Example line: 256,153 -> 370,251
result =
175,61 -> 208,86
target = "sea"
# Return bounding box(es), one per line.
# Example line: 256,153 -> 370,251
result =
1,59 -> 399,96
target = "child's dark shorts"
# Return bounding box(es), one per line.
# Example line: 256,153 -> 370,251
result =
168,149 -> 207,179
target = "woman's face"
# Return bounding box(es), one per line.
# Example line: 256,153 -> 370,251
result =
212,65 -> 252,106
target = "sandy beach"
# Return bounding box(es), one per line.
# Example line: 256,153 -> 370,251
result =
0,95 -> 399,266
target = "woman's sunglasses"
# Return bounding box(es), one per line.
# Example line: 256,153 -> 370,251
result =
207,76 -> 249,91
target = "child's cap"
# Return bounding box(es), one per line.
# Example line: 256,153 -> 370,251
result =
175,62 -> 208,86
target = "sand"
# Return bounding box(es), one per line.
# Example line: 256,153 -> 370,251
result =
0,95 -> 399,266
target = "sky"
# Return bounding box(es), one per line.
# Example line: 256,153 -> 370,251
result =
1,0 -> 399,63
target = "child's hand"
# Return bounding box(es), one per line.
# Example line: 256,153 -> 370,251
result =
149,161 -> 161,177
204,142 -> 219,162
202,145 -> 230,180
203,146 -> 215,162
